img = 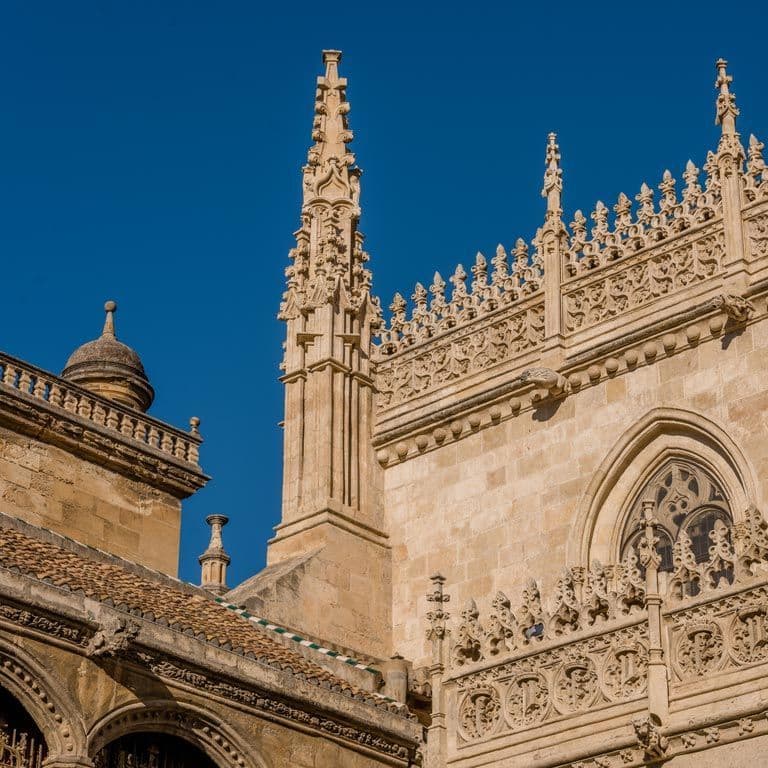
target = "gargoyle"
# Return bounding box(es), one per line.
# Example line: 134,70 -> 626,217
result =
633,715 -> 668,761
709,293 -> 755,323
87,617 -> 140,659
520,367 -> 569,401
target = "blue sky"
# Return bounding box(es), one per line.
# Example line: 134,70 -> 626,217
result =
1,2 -> 766,587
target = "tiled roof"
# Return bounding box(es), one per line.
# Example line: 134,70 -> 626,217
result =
0,524 -> 402,714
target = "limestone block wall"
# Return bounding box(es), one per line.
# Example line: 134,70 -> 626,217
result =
384,312 -> 768,666
0,426 -> 182,574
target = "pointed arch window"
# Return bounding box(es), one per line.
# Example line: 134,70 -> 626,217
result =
619,460 -> 732,572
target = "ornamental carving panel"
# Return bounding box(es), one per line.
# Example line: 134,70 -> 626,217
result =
601,642 -> 648,701
674,621 -> 725,679
553,657 -> 599,714
730,603 -> 768,664
563,226 -> 724,332
504,672 -> 549,728
747,212 -> 768,260
458,687 -> 502,741
376,301 -> 544,408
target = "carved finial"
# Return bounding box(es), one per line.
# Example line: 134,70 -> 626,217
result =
102,300 -> 117,339
715,58 -> 739,135
199,514 -> 231,596
189,416 -> 201,436
426,573 -> 451,642
542,132 -> 563,221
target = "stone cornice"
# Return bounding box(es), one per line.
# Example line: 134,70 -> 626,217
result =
0,351 -> 208,498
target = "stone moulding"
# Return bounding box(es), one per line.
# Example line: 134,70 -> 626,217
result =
0,351 -> 208,497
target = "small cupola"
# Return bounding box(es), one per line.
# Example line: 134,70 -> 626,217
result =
62,301 -> 154,412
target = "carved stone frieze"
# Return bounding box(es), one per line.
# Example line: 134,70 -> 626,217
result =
458,687 -> 501,741
563,227 -> 723,332
0,601 -> 90,647
131,651 -> 413,760
375,301 -> 544,408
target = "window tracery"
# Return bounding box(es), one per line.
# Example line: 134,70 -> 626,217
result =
620,461 -> 732,580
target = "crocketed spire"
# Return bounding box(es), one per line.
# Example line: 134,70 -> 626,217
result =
62,301 -> 154,412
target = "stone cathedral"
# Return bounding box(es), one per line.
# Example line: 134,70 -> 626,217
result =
0,49 -> 767,768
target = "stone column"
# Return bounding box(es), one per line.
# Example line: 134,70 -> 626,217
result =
639,500 -> 669,721
425,574 -> 450,768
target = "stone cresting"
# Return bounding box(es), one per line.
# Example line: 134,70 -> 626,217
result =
0,350 -> 206,497
436,505 -> 768,765
373,59 -> 768,419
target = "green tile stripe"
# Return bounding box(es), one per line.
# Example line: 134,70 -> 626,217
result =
215,598 -> 380,674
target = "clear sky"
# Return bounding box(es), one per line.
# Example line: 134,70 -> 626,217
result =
1,1 -> 766,587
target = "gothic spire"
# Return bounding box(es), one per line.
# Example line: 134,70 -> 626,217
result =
280,50 -> 373,320
303,49 -> 360,208
542,132 -> 563,224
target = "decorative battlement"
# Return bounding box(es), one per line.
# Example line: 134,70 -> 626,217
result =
0,351 -> 207,497
373,60 -> 768,428
429,505 -> 768,765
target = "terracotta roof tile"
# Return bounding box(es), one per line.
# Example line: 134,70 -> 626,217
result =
0,525 -> 402,714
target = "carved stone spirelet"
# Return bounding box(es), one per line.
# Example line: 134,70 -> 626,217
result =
553,656 -> 599,713
485,591 -> 517,657
504,672 -> 549,729
674,621 -> 725,679
452,599 -> 484,667
458,687 -> 501,741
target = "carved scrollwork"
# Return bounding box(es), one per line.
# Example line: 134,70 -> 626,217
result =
504,672 -> 549,729
458,687 -> 501,741
730,602 -> 768,664
552,656 -> 599,713
674,621 -> 725,679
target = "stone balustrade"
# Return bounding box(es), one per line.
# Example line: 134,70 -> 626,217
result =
0,351 -> 202,467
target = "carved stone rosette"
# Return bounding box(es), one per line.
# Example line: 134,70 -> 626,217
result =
458,686 -> 502,741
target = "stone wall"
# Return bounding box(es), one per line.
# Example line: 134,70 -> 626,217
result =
384,310 -> 768,666
0,426 -> 182,574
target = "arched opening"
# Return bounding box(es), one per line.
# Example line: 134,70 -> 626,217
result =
0,685 -> 47,768
94,732 -> 217,768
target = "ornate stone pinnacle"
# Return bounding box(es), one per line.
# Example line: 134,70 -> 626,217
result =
715,58 -> 739,134
542,132 -> 563,221
199,514 -> 231,596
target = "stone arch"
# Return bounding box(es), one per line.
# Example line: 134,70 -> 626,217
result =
0,635 -> 87,762
568,407 -> 757,568
87,699 -> 268,768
